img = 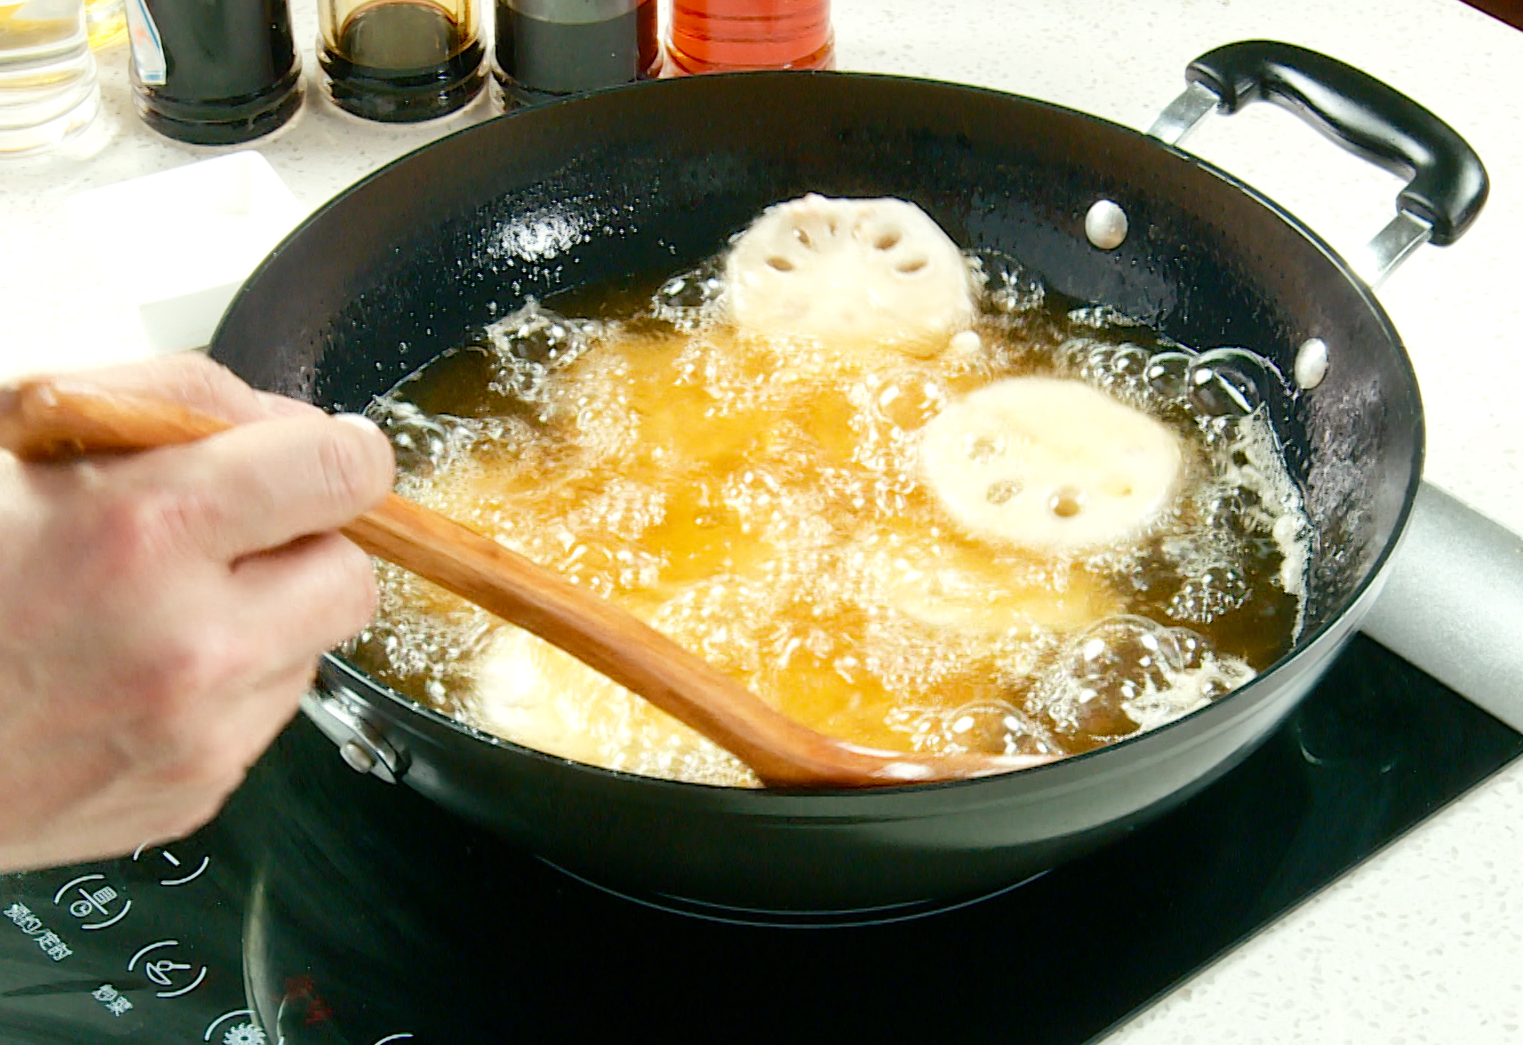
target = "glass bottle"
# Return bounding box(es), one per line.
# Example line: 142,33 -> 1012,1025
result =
319,0 -> 485,122
495,0 -> 657,108
83,0 -> 124,49
126,0 -> 302,144
665,0 -> 833,75
0,0 -> 101,155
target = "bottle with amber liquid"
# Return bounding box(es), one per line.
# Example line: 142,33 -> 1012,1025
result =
665,0 -> 833,75
126,0 -> 302,144
319,0 -> 485,122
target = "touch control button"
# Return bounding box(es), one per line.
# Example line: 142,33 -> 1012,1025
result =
206,1009 -> 268,1044
127,938 -> 208,999
132,842 -> 211,887
53,872 -> 133,930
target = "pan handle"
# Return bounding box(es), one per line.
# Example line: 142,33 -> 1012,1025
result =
1150,40 -> 1488,286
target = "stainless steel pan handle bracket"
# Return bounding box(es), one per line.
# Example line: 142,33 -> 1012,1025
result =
300,685 -> 410,784
1148,40 -> 1489,289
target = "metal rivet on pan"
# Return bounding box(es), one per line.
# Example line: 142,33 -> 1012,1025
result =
1294,338 -> 1329,390
339,739 -> 380,775
1085,200 -> 1128,250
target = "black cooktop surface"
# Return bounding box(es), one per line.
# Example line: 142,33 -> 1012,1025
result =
3,634 -> 1521,1045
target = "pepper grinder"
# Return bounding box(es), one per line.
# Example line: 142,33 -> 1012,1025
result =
494,0 -> 659,108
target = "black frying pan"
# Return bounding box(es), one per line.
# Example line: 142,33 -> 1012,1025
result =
211,41 -> 1486,912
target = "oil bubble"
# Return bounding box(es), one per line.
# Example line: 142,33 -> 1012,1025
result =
1167,564 -> 1251,623
1030,615 -> 1252,738
978,252 -> 1046,314
652,260 -> 727,331
367,396 -> 501,478
1187,363 -> 1259,418
1144,351 -> 1193,401
485,300 -> 602,403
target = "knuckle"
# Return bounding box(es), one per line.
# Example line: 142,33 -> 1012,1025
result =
96,487 -> 217,569
149,709 -> 288,820
131,629 -> 250,723
95,493 -> 169,569
169,354 -> 242,415
139,726 -> 251,826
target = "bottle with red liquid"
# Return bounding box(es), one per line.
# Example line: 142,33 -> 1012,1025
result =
665,0 -> 833,75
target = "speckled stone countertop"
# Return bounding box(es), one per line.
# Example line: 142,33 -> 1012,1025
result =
4,1 -> 1521,1040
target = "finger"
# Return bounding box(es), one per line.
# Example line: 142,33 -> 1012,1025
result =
229,530 -> 380,670
86,352 -> 315,422
183,542 -> 369,773
112,412 -> 395,562
99,536 -> 371,782
20,353 -> 318,424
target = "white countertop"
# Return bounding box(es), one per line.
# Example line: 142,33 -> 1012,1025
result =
4,0 -> 1522,1040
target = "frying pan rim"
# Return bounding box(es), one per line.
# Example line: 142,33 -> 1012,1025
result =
216,68 -> 1426,799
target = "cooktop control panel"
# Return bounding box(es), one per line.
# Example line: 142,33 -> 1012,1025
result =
2,840 -> 254,1042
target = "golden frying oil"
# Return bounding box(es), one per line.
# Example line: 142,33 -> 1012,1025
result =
349,263 -> 1307,786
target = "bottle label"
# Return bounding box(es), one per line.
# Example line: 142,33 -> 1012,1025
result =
124,0 -> 166,86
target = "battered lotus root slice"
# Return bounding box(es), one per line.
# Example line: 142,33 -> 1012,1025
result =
724,194 -> 976,352
919,377 -> 1184,552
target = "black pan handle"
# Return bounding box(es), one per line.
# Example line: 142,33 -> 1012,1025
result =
1184,40 -> 1487,246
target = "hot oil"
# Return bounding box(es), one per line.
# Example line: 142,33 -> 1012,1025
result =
350,258 -> 1310,786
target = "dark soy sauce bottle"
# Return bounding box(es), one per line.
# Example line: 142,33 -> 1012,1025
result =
494,0 -> 658,108
125,0 -> 303,144
319,0 -> 486,122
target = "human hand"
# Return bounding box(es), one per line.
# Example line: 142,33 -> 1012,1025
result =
0,353 -> 395,872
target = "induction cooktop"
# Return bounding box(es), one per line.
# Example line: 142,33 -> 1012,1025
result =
2,634 -> 1520,1045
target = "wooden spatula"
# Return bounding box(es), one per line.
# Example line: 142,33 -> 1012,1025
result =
0,378 -> 1055,788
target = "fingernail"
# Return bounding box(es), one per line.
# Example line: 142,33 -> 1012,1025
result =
334,412 -> 395,476
261,393 -> 320,418
334,412 -> 382,436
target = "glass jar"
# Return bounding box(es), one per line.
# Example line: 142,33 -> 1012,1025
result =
0,0 -> 102,155
665,0 -> 833,75
495,0 -> 657,108
83,0 -> 124,49
319,0 -> 485,122
126,0 -> 302,144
